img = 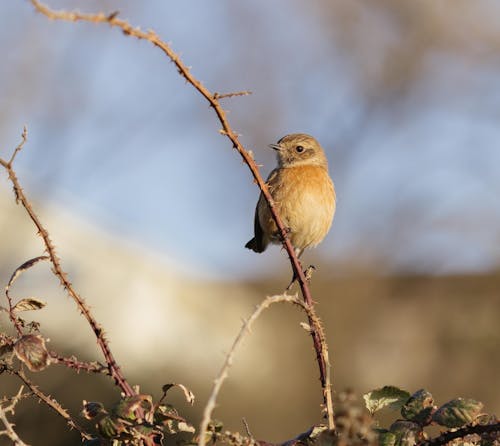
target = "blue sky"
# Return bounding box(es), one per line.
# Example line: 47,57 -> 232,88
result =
1,1 -> 500,279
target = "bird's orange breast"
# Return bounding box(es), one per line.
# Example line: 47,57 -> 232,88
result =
258,164 -> 336,251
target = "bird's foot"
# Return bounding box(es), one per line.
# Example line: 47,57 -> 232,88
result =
305,264 -> 316,282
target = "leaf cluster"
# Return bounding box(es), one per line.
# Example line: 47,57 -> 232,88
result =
364,386 -> 498,446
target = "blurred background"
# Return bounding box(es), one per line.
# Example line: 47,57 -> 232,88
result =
1,1 -> 499,444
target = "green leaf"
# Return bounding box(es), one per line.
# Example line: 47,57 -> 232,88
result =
97,415 -> 128,439
363,386 -> 411,414
98,416 -> 119,439
378,431 -> 397,446
401,389 -> 435,425
207,420 -> 224,433
113,394 -> 153,421
432,398 -> 484,428
389,420 -> 422,446
13,298 -> 46,312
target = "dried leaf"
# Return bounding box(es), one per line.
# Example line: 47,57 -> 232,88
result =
0,341 -> 14,358
82,401 -> 107,420
177,421 -> 195,433
364,386 -> 411,415
6,256 -> 49,292
162,383 -> 195,405
154,404 -> 182,427
13,334 -> 50,372
13,298 -> 46,312
300,322 -> 312,332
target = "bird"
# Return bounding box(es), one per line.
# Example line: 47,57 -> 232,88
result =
245,133 -> 336,282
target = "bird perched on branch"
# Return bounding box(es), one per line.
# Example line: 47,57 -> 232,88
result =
245,133 -> 336,266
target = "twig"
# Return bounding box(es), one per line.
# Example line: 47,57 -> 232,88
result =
418,422 -> 500,446
242,418 -> 253,439
28,0 -> 334,428
11,368 -> 92,439
213,90 -> 252,100
4,256 -> 50,337
49,352 -> 109,375
0,387 -> 30,446
0,130 -> 134,397
198,294 -> 326,446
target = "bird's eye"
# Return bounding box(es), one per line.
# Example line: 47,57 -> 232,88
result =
295,145 -> 304,153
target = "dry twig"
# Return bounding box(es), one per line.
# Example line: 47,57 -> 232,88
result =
11,368 -> 91,439
0,128 -> 134,397
49,352 -> 109,375
198,294 -> 332,446
0,387 -> 30,446
213,90 -> 252,100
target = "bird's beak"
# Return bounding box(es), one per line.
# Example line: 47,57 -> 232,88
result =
268,143 -> 282,151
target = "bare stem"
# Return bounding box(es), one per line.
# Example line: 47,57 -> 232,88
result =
12,369 -> 91,439
197,294 -> 331,446
49,352 -> 109,375
0,387 -> 30,446
0,131 -> 134,397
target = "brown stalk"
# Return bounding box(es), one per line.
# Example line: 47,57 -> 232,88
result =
0,387 -> 30,446
197,294 -> 331,446
49,352 -> 109,375
0,129 -> 134,397
11,368 -> 91,439
28,0 -> 334,428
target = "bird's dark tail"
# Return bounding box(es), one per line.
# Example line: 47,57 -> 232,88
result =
245,237 -> 265,253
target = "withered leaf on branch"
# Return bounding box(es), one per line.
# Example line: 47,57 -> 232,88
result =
162,383 -> 195,405
13,297 -> 46,312
6,256 -> 49,293
13,334 -> 50,372
82,401 -> 107,420
0,340 -> 15,359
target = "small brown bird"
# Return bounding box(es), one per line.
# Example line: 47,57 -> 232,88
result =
245,133 -> 336,262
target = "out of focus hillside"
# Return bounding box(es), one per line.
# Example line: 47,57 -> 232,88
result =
1,194 -> 499,444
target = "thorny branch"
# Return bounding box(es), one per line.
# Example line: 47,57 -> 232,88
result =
49,352 -> 109,375
213,90 -> 252,100
27,0 -> 334,430
0,387 -> 29,446
0,129 -> 134,397
1,130 -> 159,445
418,422 -> 500,446
198,294 -> 331,446
11,368 -> 91,439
